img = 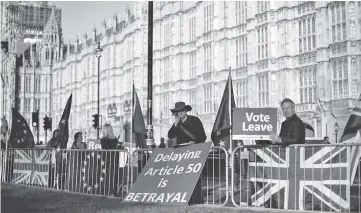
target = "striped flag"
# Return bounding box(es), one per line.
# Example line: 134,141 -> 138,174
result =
247,146 -> 349,211
11,149 -> 51,187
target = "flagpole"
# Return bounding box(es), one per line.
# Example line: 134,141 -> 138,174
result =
23,45 -> 26,115
228,67 -> 232,155
131,79 -> 134,151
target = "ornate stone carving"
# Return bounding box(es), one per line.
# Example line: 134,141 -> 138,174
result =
331,99 -> 349,108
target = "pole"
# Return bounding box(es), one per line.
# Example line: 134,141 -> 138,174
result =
49,38 -> 53,128
23,50 -> 26,115
146,1 -> 155,148
228,67 -> 232,154
33,43 -> 35,112
97,42 -> 100,139
36,108 -> 39,144
131,80 -> 133,150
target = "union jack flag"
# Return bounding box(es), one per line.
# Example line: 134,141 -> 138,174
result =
247,146 -> 349,211
11,149 -> 51,187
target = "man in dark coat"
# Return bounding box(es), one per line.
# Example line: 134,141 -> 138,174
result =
167,101 -> 207,205
270,98 -> 306,146
168,102 -> 207,145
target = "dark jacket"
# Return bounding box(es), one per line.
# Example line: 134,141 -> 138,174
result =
101,137 -> 118,149
1,139 -> 6,151
279,114 -> 306,146
168,115 -> 207,145
158,142 -> 166,148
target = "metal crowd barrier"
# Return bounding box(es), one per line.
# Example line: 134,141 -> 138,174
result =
54,149 -> 132,198
1,150 -> 5,182
231,144 -> 361,212
1,144 -> 360,212
1,148 -> 132,199
1,148 -> 54,187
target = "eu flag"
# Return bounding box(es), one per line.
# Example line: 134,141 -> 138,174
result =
8,108 -> 35,148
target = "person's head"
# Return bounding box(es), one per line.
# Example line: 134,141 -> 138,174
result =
74,132 -> 83,143
281,98 -> 296,118
160,137 -> 165,143
102,123 -> 116,139
170,102 -> 192,119
323,136 -> 329,142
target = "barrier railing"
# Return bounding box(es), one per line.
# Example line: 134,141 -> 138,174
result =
231,144 -> 361,212
55,149 -> 131,198
1,144 -> 360,212
202,146 -> 229,206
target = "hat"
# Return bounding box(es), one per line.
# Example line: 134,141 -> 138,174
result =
170,102 -> 192,113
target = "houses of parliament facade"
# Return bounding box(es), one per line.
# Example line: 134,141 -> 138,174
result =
1,1 -> 360,145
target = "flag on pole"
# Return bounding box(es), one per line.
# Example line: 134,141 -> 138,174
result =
339,94 -> 361,184
304,123 -> 314,132
15,42 -> 31,57
55,94 -> 72,149
15,42 -> 31,67
132,84 -> 147,149
211,70 -> 236,151
132,83 -> 149,172
8,108 -> 35,148
340,94 -> 361,143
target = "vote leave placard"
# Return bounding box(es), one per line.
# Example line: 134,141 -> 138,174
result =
123,142 -> 212,205
232,108 -> 277,140
87,138 -> 101,149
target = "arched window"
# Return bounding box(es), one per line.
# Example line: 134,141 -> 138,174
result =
343,59 -> 348,79
351,58 -> 358,95
351,58 -> 357,77
338,61 -> 342,78
307,18 -> 311,34
312,16 -> 315,33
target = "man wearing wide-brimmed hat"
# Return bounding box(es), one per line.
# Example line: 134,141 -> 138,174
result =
167,102 -> 206,146
167,101 -> 206,205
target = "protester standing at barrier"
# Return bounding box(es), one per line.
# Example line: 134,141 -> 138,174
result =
101,123 -> 120,196
47,129 -> 59,148
71,132 -> 86,149
270,98 -> 306,146
101,124 -> 118,149
47,129 -> 67,190
1,133 -> 6,151
167,101 -> 207,205
168,102 -> 207,145
158,137 -> 166,148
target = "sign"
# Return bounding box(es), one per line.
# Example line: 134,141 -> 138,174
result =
232,108 -> 277,140
123,142 -> 212,205
87,138 -> 101,150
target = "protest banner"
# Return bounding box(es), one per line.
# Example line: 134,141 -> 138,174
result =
232,108 -> 277,140
123,142 -> 212,205
87,138 -> 101,150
